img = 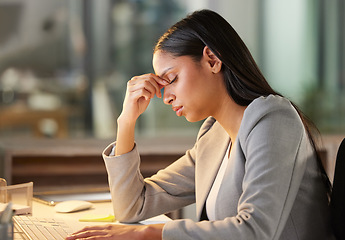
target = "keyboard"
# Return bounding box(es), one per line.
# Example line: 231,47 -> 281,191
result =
13,215 -> 74,240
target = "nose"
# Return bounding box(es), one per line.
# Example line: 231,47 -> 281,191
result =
163,86 -> 175,105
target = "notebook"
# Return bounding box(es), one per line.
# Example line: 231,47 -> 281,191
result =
33,191 -> 111,206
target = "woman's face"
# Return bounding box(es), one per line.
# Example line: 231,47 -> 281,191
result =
152,50 -> 224,122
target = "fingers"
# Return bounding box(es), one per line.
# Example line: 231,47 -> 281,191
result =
69,225 -> 108,235
120,73 -> 169,122
129,73 -> 169,99
127,83 -> 153,102
66,225 -> 110,239
66,230 -> 108,240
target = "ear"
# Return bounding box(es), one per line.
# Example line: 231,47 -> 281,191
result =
202,46 -> 222,74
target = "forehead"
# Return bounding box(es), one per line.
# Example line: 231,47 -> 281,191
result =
153,51 -> 196,77
152,51 -> 176,76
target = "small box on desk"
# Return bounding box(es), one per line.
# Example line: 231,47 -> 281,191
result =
0,179 -> 33,215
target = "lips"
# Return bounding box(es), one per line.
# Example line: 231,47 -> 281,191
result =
172,106 -> 183,117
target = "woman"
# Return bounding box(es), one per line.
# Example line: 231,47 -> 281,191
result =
67,9 -> 333,240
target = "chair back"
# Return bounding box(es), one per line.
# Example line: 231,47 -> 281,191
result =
330,138 -> 345,239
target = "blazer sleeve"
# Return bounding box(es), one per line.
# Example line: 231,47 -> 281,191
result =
163,95 -> 310,240
103,118 -> 216,223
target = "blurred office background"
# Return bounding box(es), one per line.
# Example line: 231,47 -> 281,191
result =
0,0 -> 344,139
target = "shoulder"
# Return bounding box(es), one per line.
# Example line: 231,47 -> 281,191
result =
196,95 -> 303,141
239,95 -> 304,140
248,95 -> 293,110
244,95 -> 301,126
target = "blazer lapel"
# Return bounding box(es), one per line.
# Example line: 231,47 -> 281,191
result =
195,121 -> 230,220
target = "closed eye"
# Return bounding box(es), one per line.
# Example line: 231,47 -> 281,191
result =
169,76 -> 177,85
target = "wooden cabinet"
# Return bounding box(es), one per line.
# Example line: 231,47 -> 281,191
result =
0,137 -> 195,192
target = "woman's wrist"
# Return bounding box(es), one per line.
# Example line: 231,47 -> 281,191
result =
115,115 -> 136,156
117,113 -> 136,127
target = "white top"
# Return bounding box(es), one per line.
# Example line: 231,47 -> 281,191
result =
206,142 -> 231,221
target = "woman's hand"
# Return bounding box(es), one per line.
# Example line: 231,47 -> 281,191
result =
121,74 -> 169,122
65,223 -> 164,240
115,74 -> 168,156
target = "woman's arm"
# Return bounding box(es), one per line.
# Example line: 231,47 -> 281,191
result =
115,74 -> 168,156
67,74 -> 169,240
115,116 -> 135,156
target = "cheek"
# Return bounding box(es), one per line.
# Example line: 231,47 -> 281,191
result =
176,82 -> 195,101
176,68 -> 208,101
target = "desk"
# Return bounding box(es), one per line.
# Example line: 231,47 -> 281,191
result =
13,200 -> 170,239
30,200 -> 170,231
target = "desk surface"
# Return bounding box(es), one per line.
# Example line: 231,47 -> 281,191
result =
30,200 -> 170,233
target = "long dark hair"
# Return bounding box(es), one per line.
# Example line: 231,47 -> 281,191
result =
154,9 -> 331,196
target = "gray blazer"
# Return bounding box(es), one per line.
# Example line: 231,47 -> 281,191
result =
103,95 -> 334,240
